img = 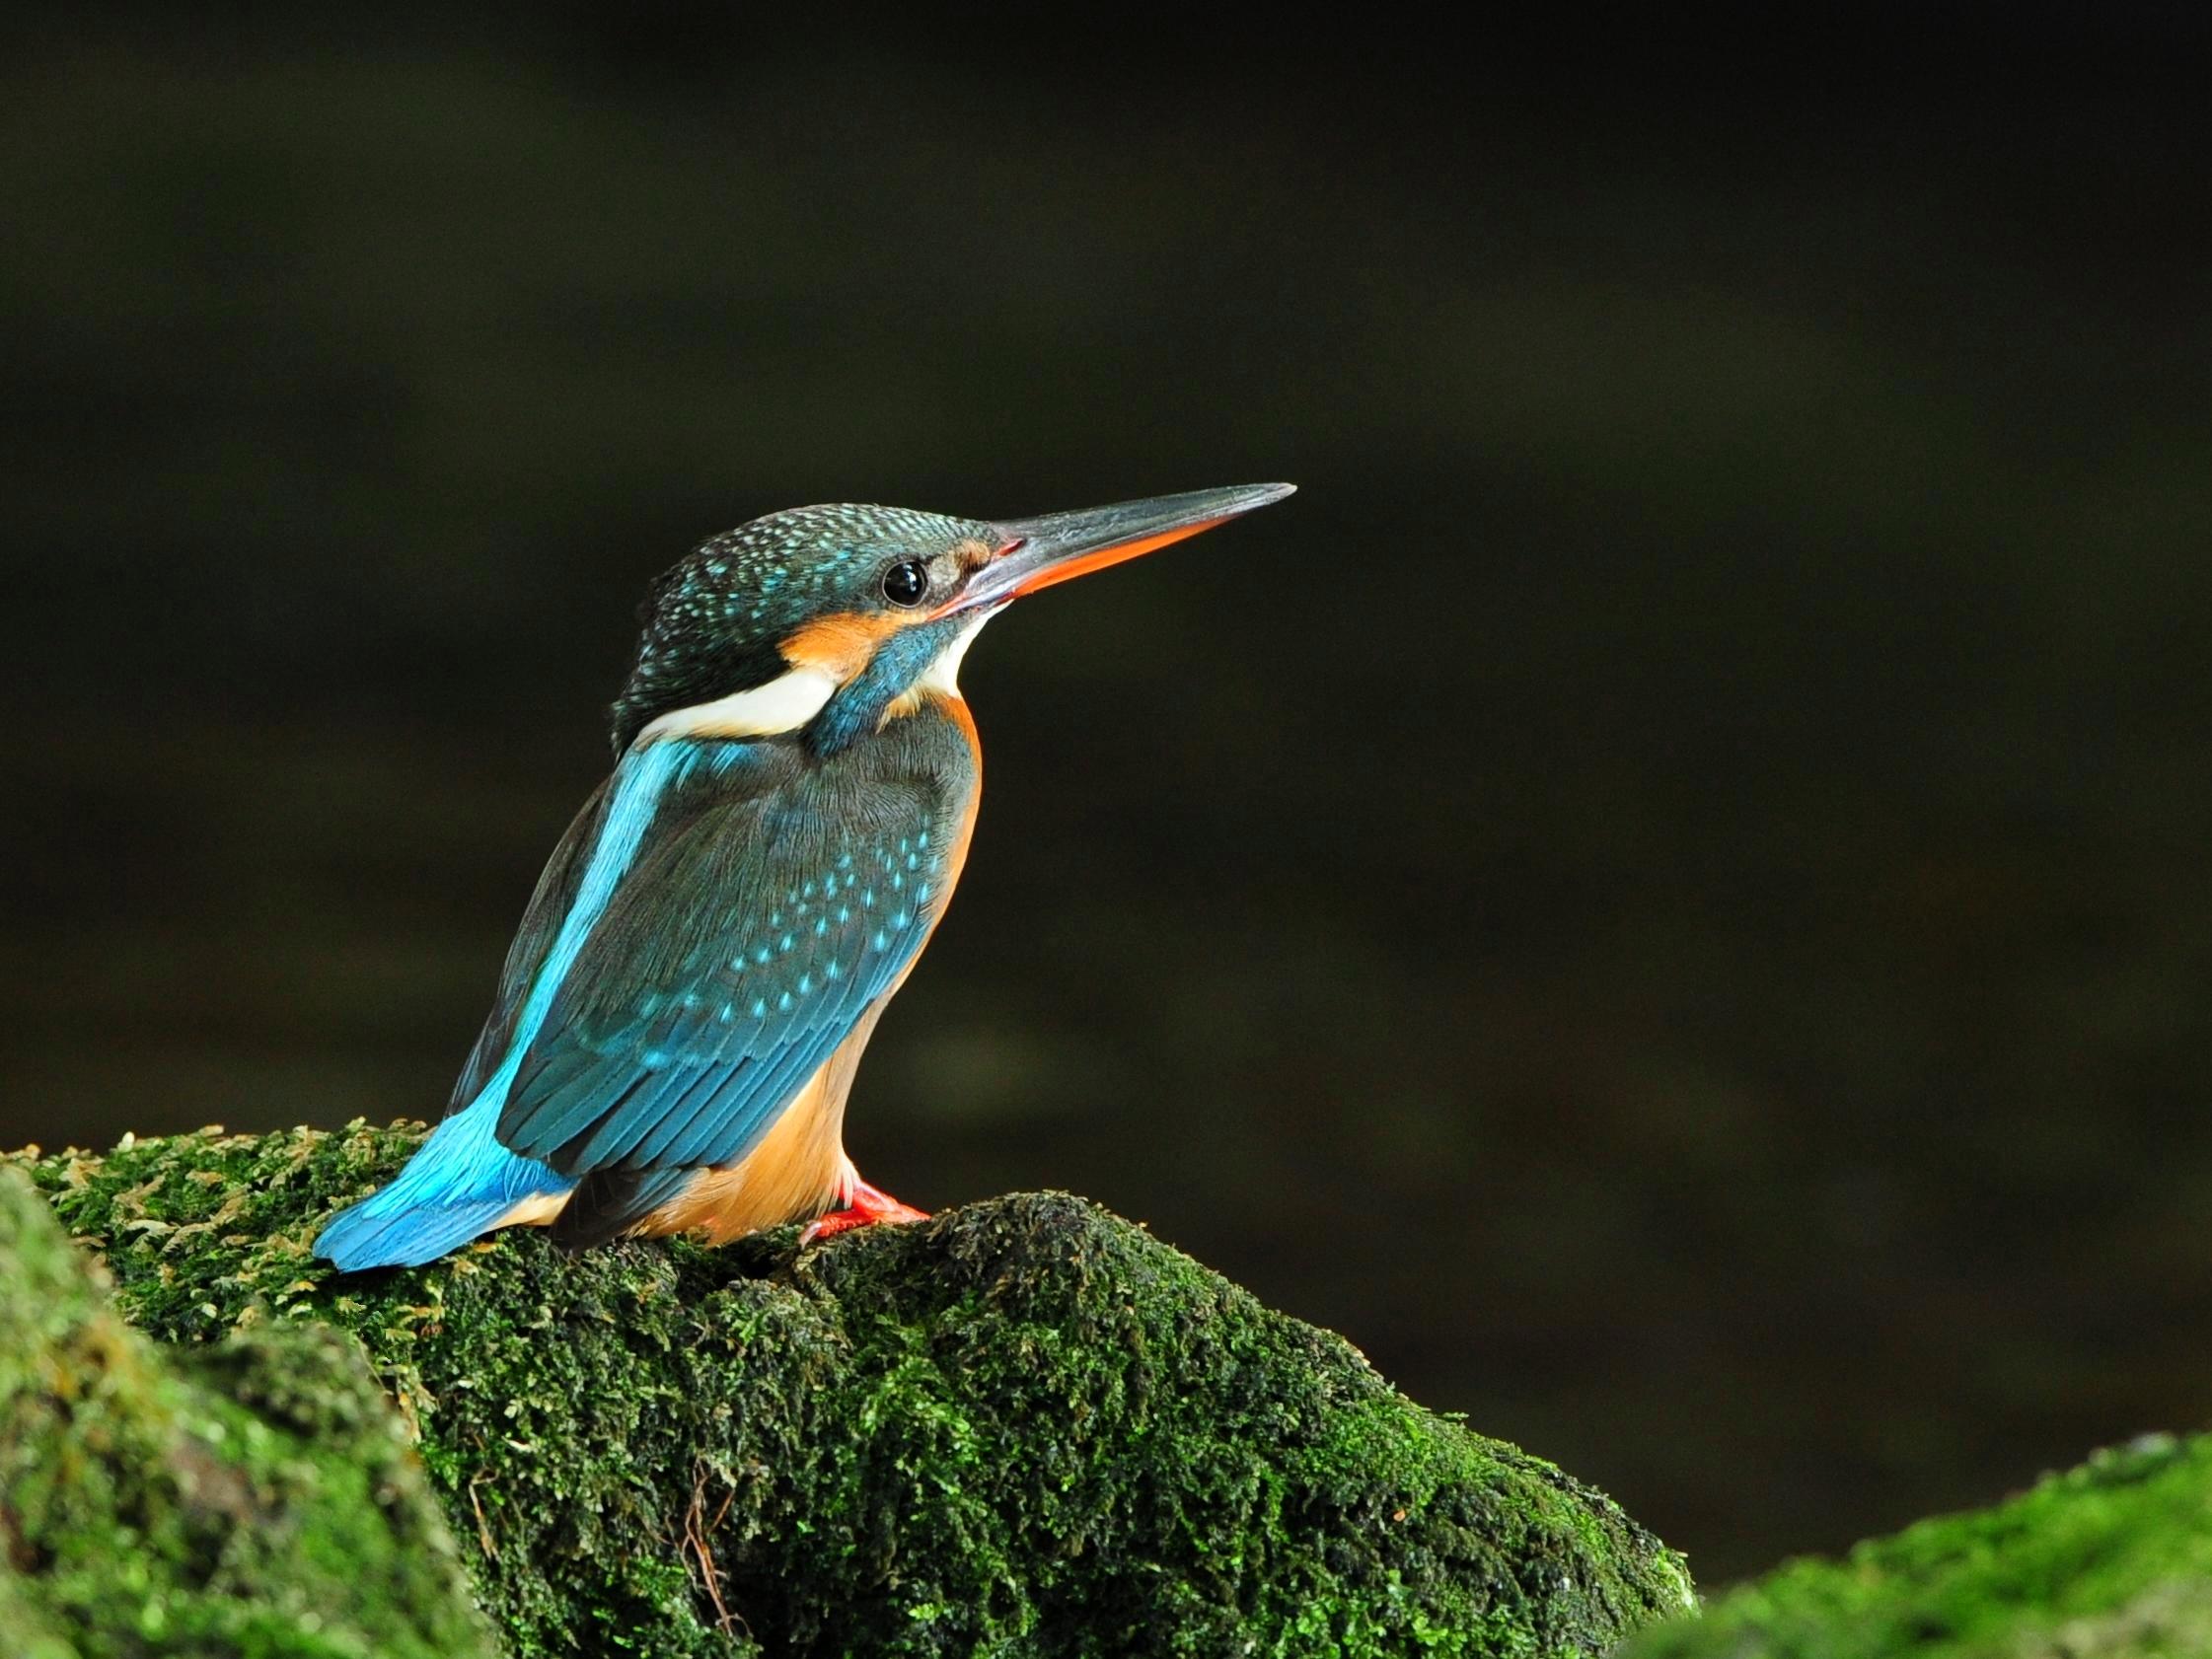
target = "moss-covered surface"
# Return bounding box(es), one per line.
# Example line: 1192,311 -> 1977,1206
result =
0,1562 -> 83,1659
6,1124 -> 1691,1657
0,1165 -> 497,1659
1623,1434 -> 2212,1659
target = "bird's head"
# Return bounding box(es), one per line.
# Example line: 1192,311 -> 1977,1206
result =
612,482 -> 1295,755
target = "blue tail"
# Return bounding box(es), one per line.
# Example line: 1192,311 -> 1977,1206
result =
316,1097 -> 572,1271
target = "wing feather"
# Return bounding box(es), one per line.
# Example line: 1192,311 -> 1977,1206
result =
492,720 -> 971,1183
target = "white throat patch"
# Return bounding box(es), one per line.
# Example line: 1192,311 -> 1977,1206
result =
917,614 -> 989,698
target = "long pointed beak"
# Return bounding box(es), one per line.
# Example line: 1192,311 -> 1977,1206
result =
945,481 -> 1295,613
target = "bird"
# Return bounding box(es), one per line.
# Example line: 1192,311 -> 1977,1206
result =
314,482 -> 1294,1270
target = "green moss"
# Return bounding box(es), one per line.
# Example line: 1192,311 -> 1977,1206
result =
0,1165 -> 497,1659
7,1124 -> 1690,1657
1622,1435 -> 2212,1659
0,1566 -> 82,1659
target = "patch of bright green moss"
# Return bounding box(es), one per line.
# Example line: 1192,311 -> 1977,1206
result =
1622,1435 -> 2212,1659
8,1124 -> 1692,1657
0,1165 -> 497,1659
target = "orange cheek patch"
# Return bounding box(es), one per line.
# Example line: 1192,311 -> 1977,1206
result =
780,612 -> 905,681
1002,518 -> 1228,600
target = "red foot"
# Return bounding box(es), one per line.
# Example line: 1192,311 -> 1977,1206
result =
800,1179 -> 928,1245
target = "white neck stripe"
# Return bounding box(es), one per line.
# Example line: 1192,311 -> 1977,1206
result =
637,665 -> 839,743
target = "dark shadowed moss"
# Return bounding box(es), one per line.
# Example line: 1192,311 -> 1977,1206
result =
0,1166 -> 497,1659
1623,1434 -> 2212,1659
7,1124 -> 1690,1657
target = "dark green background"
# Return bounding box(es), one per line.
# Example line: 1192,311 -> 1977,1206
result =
7,15 -> 2209,1582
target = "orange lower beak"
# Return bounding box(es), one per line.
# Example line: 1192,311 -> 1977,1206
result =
945,482 -> 1295,613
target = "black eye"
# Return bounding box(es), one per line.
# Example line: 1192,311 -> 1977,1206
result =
881,560 -> 929,608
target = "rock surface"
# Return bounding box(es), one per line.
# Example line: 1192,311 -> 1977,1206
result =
6,1123 -> 1692,1657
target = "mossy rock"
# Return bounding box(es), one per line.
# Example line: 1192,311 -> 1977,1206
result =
6,1124 -> 1691,1657
0,1165 -> 497,1659
1622,1434 -> 2212,1659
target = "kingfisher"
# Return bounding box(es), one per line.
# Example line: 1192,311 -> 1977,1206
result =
315,483 -> 1294,1270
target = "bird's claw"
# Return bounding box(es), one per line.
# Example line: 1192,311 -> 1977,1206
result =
800,1179 -> 928,1245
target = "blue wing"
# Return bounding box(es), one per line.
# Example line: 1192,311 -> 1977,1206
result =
493,725 -> 970,1230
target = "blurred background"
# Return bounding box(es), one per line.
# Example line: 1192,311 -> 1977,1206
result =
6,9 -> 2210,1583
